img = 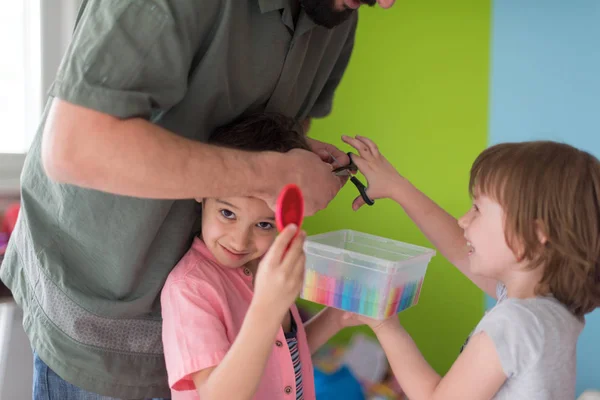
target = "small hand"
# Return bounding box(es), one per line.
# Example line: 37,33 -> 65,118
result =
341,135 -> 405,211
324,308 -> 365,330
343,311 -> 402,333
253,225 -> 307,319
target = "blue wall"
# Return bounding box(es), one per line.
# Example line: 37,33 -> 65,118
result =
489,0 -> 600,394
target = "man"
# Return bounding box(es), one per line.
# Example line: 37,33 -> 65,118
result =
1,0 -> 395,398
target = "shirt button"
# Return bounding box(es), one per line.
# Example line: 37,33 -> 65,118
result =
243,268 -> 251,276
275,340 -> 283,347
284,386 -> 292,394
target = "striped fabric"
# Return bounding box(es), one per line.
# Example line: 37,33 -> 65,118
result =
286,314 -> 303,400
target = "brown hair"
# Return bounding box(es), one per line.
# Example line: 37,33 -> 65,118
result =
208,112 -> 311,153
191,113 -> 311,237
469,141 -> 600,318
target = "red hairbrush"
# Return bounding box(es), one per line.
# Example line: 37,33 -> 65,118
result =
275,184 -> 304,238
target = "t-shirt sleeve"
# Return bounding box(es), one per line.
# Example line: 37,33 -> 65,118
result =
49,0 -> 220,119
474,301 -> 545,378
161,277 -> 230,392
308,15 -> 358,118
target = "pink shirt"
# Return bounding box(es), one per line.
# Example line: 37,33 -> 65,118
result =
161,238 -> 315,400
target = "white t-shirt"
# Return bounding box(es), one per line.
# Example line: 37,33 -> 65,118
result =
466,283 -> 584,399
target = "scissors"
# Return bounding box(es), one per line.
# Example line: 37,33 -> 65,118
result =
329,152 -> 375,206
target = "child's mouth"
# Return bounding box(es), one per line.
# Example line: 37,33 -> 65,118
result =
220,244 -> 249,260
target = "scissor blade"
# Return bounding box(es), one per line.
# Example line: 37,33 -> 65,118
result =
327,151 -> 350,176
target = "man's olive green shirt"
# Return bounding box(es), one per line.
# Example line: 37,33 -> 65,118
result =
1,0 -> 357,397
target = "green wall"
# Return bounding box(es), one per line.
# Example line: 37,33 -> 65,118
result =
300,0 -> 491,375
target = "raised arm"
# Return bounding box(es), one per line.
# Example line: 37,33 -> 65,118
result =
342,135 -> 497,298
41,0 -> 342,215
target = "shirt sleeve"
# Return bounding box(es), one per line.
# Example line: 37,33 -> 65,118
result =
49,0 -> 220,119
474,301 -> 545,378
161,277 -> 231,392
308,15 -> 358,118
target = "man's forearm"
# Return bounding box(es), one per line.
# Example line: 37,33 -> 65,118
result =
42,99 -> 277,200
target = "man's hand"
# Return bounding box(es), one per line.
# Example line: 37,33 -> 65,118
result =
262,149 -> 344,216
306,137 -> 350,167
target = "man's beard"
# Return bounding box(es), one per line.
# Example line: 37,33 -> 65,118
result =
300,0 -> 376,29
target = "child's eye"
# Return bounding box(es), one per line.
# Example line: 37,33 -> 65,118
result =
220,209 -> 235,219
256,222 -> 274,230
472,204 -> 480,212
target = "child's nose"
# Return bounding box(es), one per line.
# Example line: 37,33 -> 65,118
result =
231,229 -> 251,250
458,211 -> 472,229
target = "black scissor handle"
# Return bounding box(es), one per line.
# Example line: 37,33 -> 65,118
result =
350,176 -> 375,206
346,153 -> 375,206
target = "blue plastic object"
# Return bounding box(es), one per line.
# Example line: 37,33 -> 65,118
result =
314,365 -> 365,400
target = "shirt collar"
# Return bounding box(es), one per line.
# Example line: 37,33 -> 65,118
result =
259,0 -> 318,34
258,0 -> 289,13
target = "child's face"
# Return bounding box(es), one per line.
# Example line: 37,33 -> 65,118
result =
201,197 -> 278,268
458,194 -> 519,279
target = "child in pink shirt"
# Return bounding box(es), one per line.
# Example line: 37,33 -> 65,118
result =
161,113 -> 357,400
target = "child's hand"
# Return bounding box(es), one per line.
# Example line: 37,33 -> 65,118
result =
341,135 -> 405,211
252,224 -> 307,320
345,312 -> 402,333
319,308 -> 365,330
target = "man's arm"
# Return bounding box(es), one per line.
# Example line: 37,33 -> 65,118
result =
41,1 -> 343,213
42,100 -> 342,215
42,99 -> 273,200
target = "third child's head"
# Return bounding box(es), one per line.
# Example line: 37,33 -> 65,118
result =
458,141 -> 600,317
201,113 -> 311,269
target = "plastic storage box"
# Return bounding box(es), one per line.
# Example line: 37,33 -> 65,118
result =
301,230 -> 435,320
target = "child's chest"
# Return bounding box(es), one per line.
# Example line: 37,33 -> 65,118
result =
223,275 -> 294,335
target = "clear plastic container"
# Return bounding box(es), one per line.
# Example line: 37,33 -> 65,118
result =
301,229 -> 435,319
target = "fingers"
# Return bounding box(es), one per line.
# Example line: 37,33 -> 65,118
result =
342,135 -> 370,158
356,135 -> 379,157
281,230 -> 306,266
377,0 -> 395,9
327,147 -> 350,167
352,195 -> 366,211
281,231 -> 307,290
342,135 -> 380,159
264,224 -> 298,264
307,138 -> 350,166
315,149 -> 332,163
291,252 -> 306,288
